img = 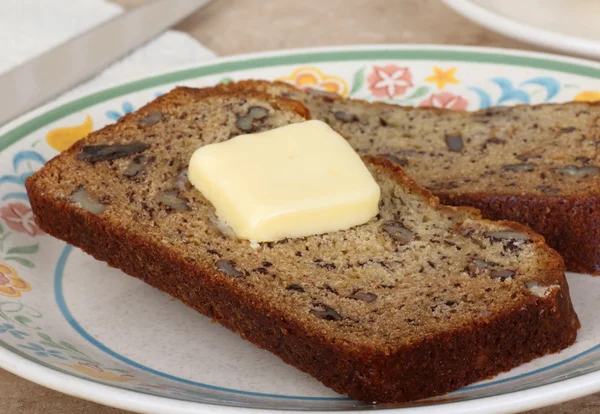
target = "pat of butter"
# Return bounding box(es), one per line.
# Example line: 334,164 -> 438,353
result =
188,120 -> 381,242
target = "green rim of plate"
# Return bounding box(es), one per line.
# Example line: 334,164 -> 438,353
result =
2,48 -> 600,153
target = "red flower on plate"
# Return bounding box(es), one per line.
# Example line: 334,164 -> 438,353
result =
419,92 -> 468,110
0,203 -> 43,236
367,65 -> 413,98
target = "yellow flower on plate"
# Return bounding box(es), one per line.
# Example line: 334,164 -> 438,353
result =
425,66 -> 459,90
574,91 -> 600,103
63,362 -> 136,382
46,114 -> 93,152
0,261 -> 31,298
277,67 -> 349,97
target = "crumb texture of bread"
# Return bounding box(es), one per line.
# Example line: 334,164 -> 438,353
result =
26,86 -> 579,403
230,80 -> 600,274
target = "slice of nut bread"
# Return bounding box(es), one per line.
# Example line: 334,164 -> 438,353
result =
26,85 -> 579,403
229,80 -> 600,274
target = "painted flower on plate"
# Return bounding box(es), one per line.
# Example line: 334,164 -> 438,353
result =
277,67 -> 348,96
419,92 -> 468,110
20,343 -> 67,360
46,115 -> 93,152
367,64 -> 413,98
0,261 -> 31,298
106,101 -> 135,121
425,66 -> 459,90
574,91 -> 600,103
63,362 -> 136,382
0,203 -> 43,236
0,323 -> 28,339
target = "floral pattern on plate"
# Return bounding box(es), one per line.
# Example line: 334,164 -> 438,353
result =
277,66 -> 348,96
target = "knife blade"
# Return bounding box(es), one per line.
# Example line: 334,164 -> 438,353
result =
0,0 -> 212,127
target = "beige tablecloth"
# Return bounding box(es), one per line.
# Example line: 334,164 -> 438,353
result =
2,0 -> 598,413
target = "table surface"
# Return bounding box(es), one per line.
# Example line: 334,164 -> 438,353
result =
2,0 -> 599,413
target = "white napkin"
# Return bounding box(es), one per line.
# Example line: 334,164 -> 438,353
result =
0,0 -> 216,101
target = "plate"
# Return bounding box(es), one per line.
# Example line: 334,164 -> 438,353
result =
443,0 -> 600,60
2,45 -> 600,414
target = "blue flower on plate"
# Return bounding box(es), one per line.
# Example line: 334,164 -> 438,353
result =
0,150 -> 46,202
469,76 -> 561,108
19,343 -> 67,360
105,101 -> 135,121
0,323 -> 28,339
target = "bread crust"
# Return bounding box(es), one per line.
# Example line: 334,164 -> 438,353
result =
439,192 -> 600,274
25,88 -> 580,403
229,80 -> 600,274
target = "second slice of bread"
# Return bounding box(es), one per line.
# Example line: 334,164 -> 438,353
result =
228,80 -> 600,274
26,85 -> 579,403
